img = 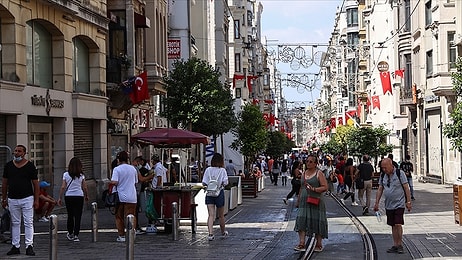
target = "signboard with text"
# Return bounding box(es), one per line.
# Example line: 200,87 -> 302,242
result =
168,39 -> 181,59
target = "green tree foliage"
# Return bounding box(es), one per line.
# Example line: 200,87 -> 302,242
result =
443,57 -> 462,152
162,57 -> 236,136
230,104 -> 268,168
347,125 -> 393,160
265,131 -> 292,159
332,125 -> 353,155
320,138 -> 343,156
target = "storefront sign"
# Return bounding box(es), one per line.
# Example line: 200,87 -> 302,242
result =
168,39 -> 181,59
31,89 -> 64,116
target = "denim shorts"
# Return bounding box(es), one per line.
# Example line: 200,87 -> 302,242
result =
205,189 -> 225,208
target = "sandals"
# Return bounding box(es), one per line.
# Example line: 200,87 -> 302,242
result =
294,244 -> 306,251
314,246 -> 323,252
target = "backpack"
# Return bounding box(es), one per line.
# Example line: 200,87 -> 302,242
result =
281,163 -> 288,173
206,172 -> 221,197
0,208 -> 10,233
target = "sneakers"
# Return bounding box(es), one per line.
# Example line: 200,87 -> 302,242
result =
351,202 -> 359,206
26,245 -> 35,256
135,229 -> 146,235
6,246 -> 20,255
362,206 -> 369,215
38,216 -> 49,222
222,231 -> 229,238
294,244 -> 306,251
66,232 -> 74,241
116,236 -> 126,242
283,199 -> 287,205
207,234 -> 215,241
387,245 -> 404,254
73,236 -> 80,242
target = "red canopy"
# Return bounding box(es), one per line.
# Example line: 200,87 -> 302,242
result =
131,128 -> 210,147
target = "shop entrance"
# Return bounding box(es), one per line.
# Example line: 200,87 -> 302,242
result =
28,123 -> 53,183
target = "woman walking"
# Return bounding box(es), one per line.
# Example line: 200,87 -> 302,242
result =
202,153 -> 229,241
283,160 -> 302,204
57,157 -> 89,242
294,154 -> 328,252
341,158 -> 358,206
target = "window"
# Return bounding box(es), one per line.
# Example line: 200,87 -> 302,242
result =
347,32 -> 359,47
235,53 -> 241,72
109,11 -> 127,59
448,31 -> 457,69
26,21 -> 52,88
73,38 -> 90,93
247,11 -> 252,26
404,54 -> 412,92
425,1 -> 432,27
402,0 -> 411,32
426,50 -> 433,76
235,88 -> 241,98
346,8 -> 358,27
234,20 -> 240,39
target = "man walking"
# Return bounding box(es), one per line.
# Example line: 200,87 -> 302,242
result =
225,159 -> 237,176
2,145 -> 39,256
357,155 -> 374,215
400,154 -> 415,200
374,158 -> 412,254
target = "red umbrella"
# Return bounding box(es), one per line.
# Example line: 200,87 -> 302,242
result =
131,128 -> 210,147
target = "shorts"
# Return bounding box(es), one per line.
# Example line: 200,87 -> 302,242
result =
386,207 -> 405,226
205,189 -> 225,208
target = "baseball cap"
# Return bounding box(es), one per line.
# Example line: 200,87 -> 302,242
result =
39,181 -> 50,188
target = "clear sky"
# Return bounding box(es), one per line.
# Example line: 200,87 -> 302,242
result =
260,0 -> 343,105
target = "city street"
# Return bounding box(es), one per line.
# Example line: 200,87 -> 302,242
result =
0,176 -> 460,259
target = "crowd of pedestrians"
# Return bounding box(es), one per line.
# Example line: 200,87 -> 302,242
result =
248,150 -> 415,255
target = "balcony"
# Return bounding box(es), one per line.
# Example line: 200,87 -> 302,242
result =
399,84 -> 415,106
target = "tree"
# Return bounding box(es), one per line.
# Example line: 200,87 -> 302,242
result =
331,125 -> 353,155
320,138 -> 343,156
346,125 -> 393,161
443,57 -> 462,152
162,57 -> 236,136
230,104 -> 268,170
265,131 -> 291,159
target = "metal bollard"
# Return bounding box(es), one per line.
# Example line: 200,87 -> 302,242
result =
172,202 -> 179,240
126,214 -> 135,260
49,214 -> 58,260
91,202 -> 98,242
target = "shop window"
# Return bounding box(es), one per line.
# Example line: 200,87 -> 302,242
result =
26,21 -> 52,88
73,38 -> 90,93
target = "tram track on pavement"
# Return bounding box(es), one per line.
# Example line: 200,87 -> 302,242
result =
300,194 -> 377,260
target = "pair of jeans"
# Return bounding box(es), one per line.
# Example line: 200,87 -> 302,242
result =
9,196 -> 34,248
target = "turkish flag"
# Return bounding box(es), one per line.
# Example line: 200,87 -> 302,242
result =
357,99 -> 362,119
233,74 -> 245,88
380,71 -> 392,95
372,95 -> 381,110
129,71 -> 149,104
247,75 -> 258,93
395,69 -> 404,78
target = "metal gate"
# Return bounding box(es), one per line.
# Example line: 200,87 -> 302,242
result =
74,119 -> 94,179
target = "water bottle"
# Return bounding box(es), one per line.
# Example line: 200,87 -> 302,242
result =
375,211 -> 382,222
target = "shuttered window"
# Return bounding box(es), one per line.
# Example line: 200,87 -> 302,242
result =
74,119 -> 94,179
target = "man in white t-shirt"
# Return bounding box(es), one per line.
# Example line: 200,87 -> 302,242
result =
151,154 -> 167,188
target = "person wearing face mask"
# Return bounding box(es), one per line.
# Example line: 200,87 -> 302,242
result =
2,145 -> 39,256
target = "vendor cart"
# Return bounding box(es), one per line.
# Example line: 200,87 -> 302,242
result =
152,186 -> 201,233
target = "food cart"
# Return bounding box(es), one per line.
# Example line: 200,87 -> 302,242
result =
131,128 -> 210,233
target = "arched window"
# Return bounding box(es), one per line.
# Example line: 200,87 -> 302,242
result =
73,38 -> 90,93
26,21 -> 52,88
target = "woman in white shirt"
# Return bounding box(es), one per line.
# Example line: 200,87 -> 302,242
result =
202,153 -> 229,241
57,157 -> 89,242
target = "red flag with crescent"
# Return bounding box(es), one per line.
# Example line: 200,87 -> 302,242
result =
380,71 -> 392,95
129,71 -> 149,104
395,69 -> 404,78
372,95 -> 380,110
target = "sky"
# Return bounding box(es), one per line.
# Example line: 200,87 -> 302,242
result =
260,0 -> 343,106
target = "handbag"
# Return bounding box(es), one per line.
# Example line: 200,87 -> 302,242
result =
306,196 -> 320,206
104,186 -> 120,208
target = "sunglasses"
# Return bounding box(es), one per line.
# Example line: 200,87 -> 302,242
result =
386,177 -> 391,188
